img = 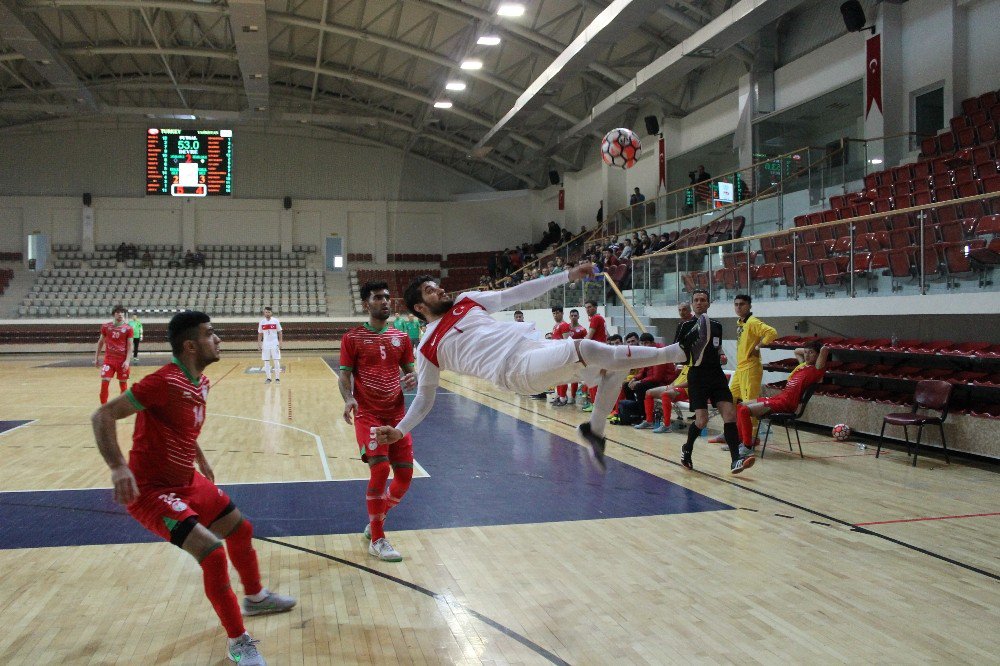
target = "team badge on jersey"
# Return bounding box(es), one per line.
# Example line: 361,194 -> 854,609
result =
391,338 -> 401,347
368,441 -> 377,451
159,493 -> 188,512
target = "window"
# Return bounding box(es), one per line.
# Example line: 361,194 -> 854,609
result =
912,86 -> 944,150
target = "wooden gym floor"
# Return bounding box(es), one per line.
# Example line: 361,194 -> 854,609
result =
0,351 -> 997,664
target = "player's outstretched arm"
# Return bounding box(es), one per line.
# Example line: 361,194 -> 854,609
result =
816,345 -> 830,370
484,265 -> 587,313
381,380 -> 437,443
91,395 -> 141,505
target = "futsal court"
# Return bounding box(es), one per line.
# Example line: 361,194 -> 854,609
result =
0,351 -> 996,664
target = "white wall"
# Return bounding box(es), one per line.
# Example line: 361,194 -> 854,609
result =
965,0 -> 1000,97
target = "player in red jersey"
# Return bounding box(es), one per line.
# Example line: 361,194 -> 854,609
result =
339,281 -> 417,562
735,341 -> 829,453
552,306 -> 582,407
91,311 -> 295,666
94,304 -> 133,404
579,300 -> 608,410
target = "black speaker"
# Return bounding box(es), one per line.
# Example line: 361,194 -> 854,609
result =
644,115 -> 660,135
283,196 -> 292,210
840,1 -> 866,32
83,193 -> 92,207
548,170 -> 560,186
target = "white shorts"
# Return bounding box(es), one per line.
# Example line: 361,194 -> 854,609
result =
261,345 -> 281,362
500,338 -> 602,395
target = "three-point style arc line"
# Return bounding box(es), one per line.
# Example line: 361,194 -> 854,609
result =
854,512 -> 1000,527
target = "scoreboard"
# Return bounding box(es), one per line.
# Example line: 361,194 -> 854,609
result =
146,128 -> 232,196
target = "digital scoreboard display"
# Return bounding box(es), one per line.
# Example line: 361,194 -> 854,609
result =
146,128 -> 232,196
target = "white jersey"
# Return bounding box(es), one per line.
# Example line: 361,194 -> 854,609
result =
258,317 -> 282,346
397,271 -> 570,435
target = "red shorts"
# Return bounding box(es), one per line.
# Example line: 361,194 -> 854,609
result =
101,358 -> 130,381
127,471 -> 232,541
759,395 -> 796,415
353,412 -> 413,464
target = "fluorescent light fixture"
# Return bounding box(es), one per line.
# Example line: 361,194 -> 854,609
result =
497,3 -> 525,17
445,81 -> 467,91
434,101 -> 453,109
460,59 -> 483,70
869,158 -> 883,165
477,35 -> 501,46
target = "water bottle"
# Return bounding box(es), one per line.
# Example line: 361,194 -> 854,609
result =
857,442 -> 867,450
701,426 -> 709,438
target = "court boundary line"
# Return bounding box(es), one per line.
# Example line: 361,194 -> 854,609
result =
439,378 -> 1000,583
210,413 -> 332,480
855,512 -> 1000,527
255,535 -> 570,666
0,420 -> 37,437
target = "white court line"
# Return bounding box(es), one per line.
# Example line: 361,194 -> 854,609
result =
0,420 -> 37,437
211,413 -> 333,481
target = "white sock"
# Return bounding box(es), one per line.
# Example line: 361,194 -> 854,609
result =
263,361 -> 272,379
247,588 -> 268,603
577,339 -> 686,371
273,362 -> 281,377
588,369 -> 628,438
229,631 -> 251,647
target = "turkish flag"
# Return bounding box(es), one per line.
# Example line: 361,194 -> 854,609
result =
558,188 -> 564,210
866,34 -> 882,117
658,136 -> 666,193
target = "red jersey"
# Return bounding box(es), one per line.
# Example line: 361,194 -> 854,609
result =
101,321 -> 133,362
780,363 -> 825,405
552,321 -> 571,340
125,360 -> 209,488
340,324 -> 415,419
588,314 -> 608,342
569,324 -> 587,339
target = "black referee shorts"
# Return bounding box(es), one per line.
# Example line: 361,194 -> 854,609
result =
687,368 -> 733,410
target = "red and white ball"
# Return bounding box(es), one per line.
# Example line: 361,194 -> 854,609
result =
832,423 -> 852,441
600,128 -> 641,169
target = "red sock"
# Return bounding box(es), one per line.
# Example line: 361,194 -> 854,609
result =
644,393 -> 655,423
589,386 -> 598,403
367,460 -> 391,542
225,520 -> 262,597
556,385 -> 567,398
662,394 -> 673,423
386,463 -> 413,512
119,381 -> 127,394
737,403 -> 752,447
570,383 -> 578,397
200,546 -> 245,639
99,382 -> 109,404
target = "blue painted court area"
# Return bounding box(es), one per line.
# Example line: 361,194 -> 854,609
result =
0,389 -> 730,550
0,420 -> 34,435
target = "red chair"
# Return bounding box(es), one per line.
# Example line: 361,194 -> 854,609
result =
876,380 -> 952,466
938,131 -> 956,154
961,97 -> 981,116
920,136 -> 939,158
979,123 -> 997,144
983,174 -> 1000,193
940,341 -> 991,357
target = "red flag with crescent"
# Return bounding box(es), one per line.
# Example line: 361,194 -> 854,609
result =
658,136 -> 666,193
866,34 -> 882,117
558,188 -> 565,210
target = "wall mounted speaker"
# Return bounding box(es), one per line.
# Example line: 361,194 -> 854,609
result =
644,115 -> 660,135
283,196 -> 292,210
548,170 -> 560,186
840,1 -> 867,32
83,193 -> 92,207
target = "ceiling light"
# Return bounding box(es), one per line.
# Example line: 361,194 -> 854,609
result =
250,73 -> 263,79
242,25 -> 259,33
460,59 -> 483,70
497,4 -> 525,17
869,158 -> 883,165
36,59 -> 52,65
445,81 -> 466,91
477,35 -> 501,46
434,101 -> 453,109
255,106 -> 267,111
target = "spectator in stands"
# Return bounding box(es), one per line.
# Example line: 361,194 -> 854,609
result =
140,250 -> 153,269
607,334 -> 622,344
513,310 -> 525,323
629,187 -> 645,206
126,243 -> 138,260
552,257 -> 565,273
618,239 -> 634,261
193,250 -> 206,268
596,200 -> 603,225
488,253 -> 499,280
690,165 -> 712,208
116,242 -> 128,263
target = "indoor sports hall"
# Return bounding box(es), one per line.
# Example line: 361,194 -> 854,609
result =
1,1 -> 998,664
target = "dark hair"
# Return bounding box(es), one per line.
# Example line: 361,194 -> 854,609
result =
608,334 -> 623,343
263,306 -> 272,312
168,311 -> 211,356
806,340 -> 822,353
112,304 -> 125,315
585,300 -> 597,308
624,332 -> 639,342
551,306 -> 564,313
360,281 -> 389,302
639,332 -> 655,343
404,275 -> 437,321
691,289 -> 709,299
569,309 -> 579,315
734,294 -> 751,304
514,310 -> 523,316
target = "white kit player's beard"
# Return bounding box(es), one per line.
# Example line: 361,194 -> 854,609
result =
427,299 -> 454,317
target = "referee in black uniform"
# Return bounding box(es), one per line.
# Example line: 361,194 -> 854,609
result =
675,289 -> 755,474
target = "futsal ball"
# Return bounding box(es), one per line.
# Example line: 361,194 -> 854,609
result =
601,128 -> 641,169
832,423 -> 852,441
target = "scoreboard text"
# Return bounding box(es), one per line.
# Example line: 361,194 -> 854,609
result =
146,128 -> 232,196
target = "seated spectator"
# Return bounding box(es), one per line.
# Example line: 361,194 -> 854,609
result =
618,239 -> 634,261
184,250 -> 195,267
140,251 -> 153,269
552,257 -> 565,273
193,250 -> 206,267
126,243 -> 138,260
116,242 -> 128,263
